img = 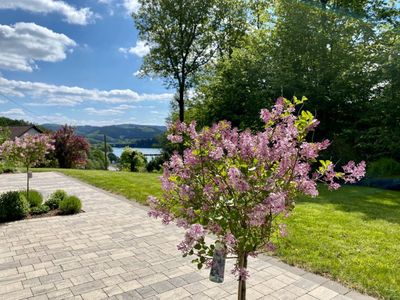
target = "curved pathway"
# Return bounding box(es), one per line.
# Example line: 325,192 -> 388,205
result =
0,172 -> 375,300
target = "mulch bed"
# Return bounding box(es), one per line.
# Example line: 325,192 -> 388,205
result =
1,209 -> 85,224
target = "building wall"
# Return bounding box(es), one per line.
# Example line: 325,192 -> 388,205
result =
21,128 -> 41,137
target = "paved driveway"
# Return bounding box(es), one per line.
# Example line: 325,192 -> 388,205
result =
0,172 -> 374,300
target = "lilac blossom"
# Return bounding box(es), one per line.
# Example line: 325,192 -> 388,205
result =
147,97 -> 366,286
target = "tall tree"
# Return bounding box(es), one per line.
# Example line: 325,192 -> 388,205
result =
133,0 -> 247,122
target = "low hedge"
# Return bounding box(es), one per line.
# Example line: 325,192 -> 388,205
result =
59,196 -> 82,215
0,191 -> 29,221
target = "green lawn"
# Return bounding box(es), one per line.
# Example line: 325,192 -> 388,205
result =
33,168 -> 162,204
33,168 -> 399,299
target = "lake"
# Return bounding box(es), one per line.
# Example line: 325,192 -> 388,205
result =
112,147 -> 162,160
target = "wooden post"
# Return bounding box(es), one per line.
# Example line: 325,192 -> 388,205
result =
104,134 -> 108,170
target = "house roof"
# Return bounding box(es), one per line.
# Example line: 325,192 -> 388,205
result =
7,125 -> 44,139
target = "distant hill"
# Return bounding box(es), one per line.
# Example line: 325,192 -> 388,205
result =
41,124 -> 167,147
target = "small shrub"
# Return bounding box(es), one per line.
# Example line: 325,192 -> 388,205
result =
368,158 -> 400,177
20,190 -> 43,207
45,190 -> 67,209
30,205 -> 50,215
0,191 -> 29,221
59,196 -> 82,215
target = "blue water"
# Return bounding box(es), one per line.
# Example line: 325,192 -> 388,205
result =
112,147 -> 161,159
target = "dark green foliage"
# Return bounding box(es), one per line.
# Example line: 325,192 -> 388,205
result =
0,116 -> 30,127
45,190 -> 67,209
59,196 -> 82,215
119,148 -> 147,172
20,190 -> 43,208
146,155 -> 165,172
86,147 -> 108,170
0,191 -> 29,221
30,205 -> 50,215
186,0 -> 399,162
367,158 -> 400,178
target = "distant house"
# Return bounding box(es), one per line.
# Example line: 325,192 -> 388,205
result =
7,125 -> 44,139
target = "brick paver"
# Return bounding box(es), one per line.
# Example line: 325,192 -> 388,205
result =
0,172 -> 375,299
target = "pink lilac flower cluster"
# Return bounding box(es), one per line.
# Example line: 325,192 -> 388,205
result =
147,97 -> 366,280
0,134 -> 54,167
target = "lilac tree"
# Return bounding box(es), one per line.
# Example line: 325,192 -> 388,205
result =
0,134 -> 54,200
148,97 -> 365,300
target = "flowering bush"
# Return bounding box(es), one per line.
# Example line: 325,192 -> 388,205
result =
0,134 -> 54,169
0,134 -> 54,202
147,97 -> 365,299
53,125 -> 90,168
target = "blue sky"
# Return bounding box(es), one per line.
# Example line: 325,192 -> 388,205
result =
0,0 -> 173,126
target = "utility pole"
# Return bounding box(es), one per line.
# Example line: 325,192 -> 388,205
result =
104,134 -> 108,170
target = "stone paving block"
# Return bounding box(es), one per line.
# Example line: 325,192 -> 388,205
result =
81,289 -> 108,300
151,280 -> 176,294
138,273 -> 169,286
22,277 -> 41,288
118,279 -> 142,292
31,283 -> 56,296
136,285 -> 157,298
105,266 -> 126,276
303,273 -> 329,285
270,288 -> 298,300
203,286 -> 230,298
70,280 -> 106,296
322,280 -> 350,295
114,290 -> 143,299
344,291 -> 376,300
284,284 -> 308,297
70,274 -> 94,286
332,295 -> 352,300
293,278 -> 320,291
189,292 -> 213,299
25,268 -> 48,279
39,273 -> 63,285
297,295 -> 319,300
0,281 -> 23,295
28,294 -> 49,300
168,276 -> 187,288
0,288 -> 33,300
102,275 -> 125,287
309,286 -> 339,299
103,285 -> 124,297
46,288 -> 74,299
157,287 -> 191,300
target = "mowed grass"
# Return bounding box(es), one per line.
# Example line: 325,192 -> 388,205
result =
276,186 -> 400,299
33,168 -> 162,204
33,168 -> 399,299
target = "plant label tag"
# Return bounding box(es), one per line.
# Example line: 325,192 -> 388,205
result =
28,172 -> 33,179
209,242 -> 226,283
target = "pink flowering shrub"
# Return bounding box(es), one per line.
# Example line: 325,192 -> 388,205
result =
148,97 -> 365,297
0,134 -> 54,198
0,134 -> 54,168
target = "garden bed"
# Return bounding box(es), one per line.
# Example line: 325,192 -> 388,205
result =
0,189 -> 83,224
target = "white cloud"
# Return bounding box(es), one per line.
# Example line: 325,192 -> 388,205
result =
0,22 -> 76,72
0,76 -> 173,106
84,107 -> 124,116
84,105 -> 136,116
1,108 -> 26,117
122,0 -> 140,14
119,40 -> 150,57
0,0 -> 96,25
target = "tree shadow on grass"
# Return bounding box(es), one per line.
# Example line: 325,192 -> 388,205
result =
299,185 -> 400,224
